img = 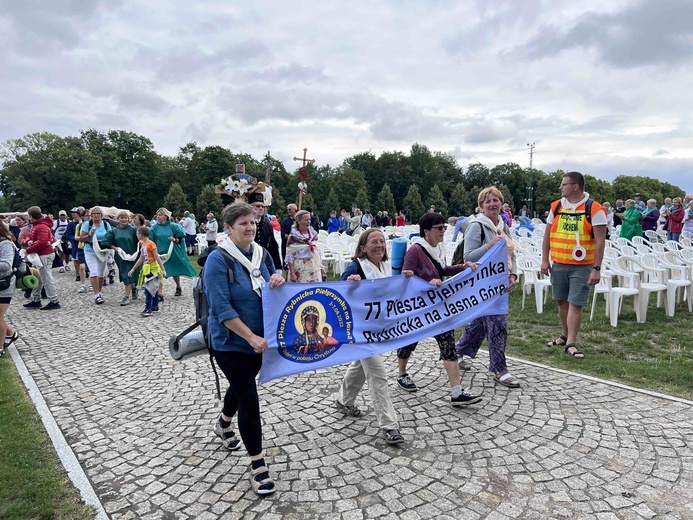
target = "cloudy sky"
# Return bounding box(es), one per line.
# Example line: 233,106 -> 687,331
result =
1,0 -> 692,192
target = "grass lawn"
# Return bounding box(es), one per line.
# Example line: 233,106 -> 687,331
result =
0,356 -> 95,520
503,286 -> 693,400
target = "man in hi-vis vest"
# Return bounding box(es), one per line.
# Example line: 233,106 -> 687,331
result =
541,171 -> 606,359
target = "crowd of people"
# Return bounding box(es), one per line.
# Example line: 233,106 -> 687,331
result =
2,177 -> 690,496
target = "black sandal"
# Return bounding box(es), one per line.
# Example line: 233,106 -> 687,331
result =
547,335 -> 567,347
564,344 -> 584,358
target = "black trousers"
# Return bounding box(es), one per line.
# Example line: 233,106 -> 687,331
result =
213,350 -> 263,456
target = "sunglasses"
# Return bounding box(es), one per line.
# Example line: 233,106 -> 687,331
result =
431,224 -> 447,231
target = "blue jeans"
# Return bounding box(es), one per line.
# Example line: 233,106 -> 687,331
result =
668,232 -> 680,242
145,289 -> 159,312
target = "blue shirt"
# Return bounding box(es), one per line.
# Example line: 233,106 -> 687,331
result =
327,217 -> 340,233
81,221 -> 111,253
203,246 -> 275,354
338,216 -> 349,232
452,216 -> 468,242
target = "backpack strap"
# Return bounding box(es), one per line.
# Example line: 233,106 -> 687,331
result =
553,198 -> 595,237
416,244 -> 444,279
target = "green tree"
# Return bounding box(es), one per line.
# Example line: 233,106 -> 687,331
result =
376,151 -> 412,208
491,162 -> 527,211
1,132 -> 101,212
461,185 -> 481,215
344,151 -> 379,204
187,145 -> 235,197
330,165 -> 368,210
584,175 -> 614,205
376,183 -> 396,218
163,183 -> 190,218
427,184 -> 448,215
323,187 -> 340,222
535,171 -> 564,214
403,184 -> 425,223
449,184 -> 469,216
354,188 -> 370,213
196,184 -> 223,219
463,163 -> 491,191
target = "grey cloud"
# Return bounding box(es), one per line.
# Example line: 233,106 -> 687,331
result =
156,40 -> 272,82
218,83 -> 447,142
0,0 -> 112,54
442,0 -> 545,56
653,149 -> 669,156
185,122 -> 213,144
512,0 -> 693,68
115,90 -> 170,112
252,64 -> 330,84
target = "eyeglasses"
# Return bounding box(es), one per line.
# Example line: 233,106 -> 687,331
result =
431,224 -> 447,231
560,182 -> 577,188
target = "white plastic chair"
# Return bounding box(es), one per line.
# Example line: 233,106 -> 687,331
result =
644,230 -> 659,242
516,256 -> 552,313
659,252 -> 693,316
607,257 -> 642,327
622,255 -> 668,319
631,236 -> 648,246
616,237 -> 634,250
665,240 -> 683,252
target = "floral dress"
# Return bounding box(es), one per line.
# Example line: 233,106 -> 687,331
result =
285,228 -> 325,283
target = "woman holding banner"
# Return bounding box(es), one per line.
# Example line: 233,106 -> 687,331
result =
336,228 -> 412,445
395,212 -> 481,406
455,186 -> 520,388
203,203 -> 285,496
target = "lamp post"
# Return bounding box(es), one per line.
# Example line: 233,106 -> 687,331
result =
527,142 -> 535,216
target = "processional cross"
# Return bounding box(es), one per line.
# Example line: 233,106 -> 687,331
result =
293,147 -> 315,210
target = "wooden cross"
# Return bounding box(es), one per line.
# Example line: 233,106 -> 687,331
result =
293,147 -> 315,210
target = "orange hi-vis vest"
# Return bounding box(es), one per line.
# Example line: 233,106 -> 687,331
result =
550,199 -> 598,264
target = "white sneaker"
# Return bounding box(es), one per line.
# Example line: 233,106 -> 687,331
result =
78,285 -> 86,293
59,267 -> 65,273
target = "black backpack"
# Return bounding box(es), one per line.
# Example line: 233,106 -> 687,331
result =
451,222 -> 486,266
172,247 -> 271,399
0,242 -> 24,290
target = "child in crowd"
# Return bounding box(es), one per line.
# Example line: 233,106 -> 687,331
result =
128,226 -> 166,317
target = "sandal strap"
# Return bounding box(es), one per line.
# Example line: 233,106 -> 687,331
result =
251,465 -> 269,477
564,344 -> 584,356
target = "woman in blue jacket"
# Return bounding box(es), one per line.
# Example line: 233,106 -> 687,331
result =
203,203 -> 285,496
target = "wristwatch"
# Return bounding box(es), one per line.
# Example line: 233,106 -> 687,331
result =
592,266 -> 601,271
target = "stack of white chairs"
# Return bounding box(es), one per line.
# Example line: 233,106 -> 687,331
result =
659,251 -> 693,316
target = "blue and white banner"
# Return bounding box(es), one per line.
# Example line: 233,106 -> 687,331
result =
260,242 -> 509,383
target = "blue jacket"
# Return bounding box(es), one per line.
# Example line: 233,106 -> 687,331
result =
327,217 -> 340,233
203,247 -> 275,354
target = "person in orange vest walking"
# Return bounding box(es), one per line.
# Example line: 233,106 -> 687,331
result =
541,171 -> 607,359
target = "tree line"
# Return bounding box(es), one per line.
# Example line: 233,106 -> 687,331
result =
0,129 -> 686,224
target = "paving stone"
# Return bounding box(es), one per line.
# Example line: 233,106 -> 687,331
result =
9,274 -> 693,519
